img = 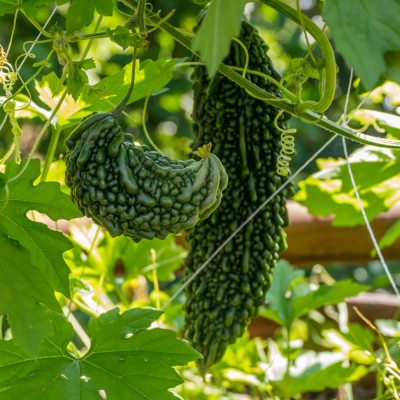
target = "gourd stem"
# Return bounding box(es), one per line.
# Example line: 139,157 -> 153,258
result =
113,47 -> 138,116
8,15 -> 103,183
118,0 -> 400,149
40,125 -> 61,183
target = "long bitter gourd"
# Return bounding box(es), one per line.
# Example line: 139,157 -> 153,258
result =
184,20 -> 294,373
65,113 -> 228,242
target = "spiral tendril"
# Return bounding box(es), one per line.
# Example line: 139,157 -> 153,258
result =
275,110 -> 296,176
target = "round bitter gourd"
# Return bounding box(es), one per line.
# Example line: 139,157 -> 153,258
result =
184,19 -> 294,373
65,112 -> 228,242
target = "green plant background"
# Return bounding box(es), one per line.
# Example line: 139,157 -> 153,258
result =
1,0 -> 400,398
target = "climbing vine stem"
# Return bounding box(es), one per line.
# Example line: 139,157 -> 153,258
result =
117,0 -> 400,149
8,14 -> 104,183
261,0 -> 337,117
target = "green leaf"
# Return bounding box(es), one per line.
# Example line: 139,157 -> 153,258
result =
376,219 -> 400,254
296,146 -> 400,226
96,233 -> 186,282
66,0 -> 95,34
0,159 -> 81,296
0,308 -> 200,399
82,58 -> 180,112
0,233 -> 62,356
265,343 -> 368,396
79,58 -> 96,70
292,280 -> 369,320
107,25 -> 132,50
44,160 -> 69,194
282,58 -> 321,92
106,26 -> 147,50
287,352 -> 367,396
66,60 -> 95,101
21,0 -> 54,14
266,262 -> 305,328
94,0 -> 114,16
0,0 -> 18,16
192,0 -> 247,77
352,109 -> 400,138
264,262 -> 368,328
323,0 -> 400,89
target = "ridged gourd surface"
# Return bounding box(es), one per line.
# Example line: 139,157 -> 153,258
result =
65,113 -> 228,242
184,20 -> 294,373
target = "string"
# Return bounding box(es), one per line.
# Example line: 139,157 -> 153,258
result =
342,138 -> 400,297
162,133 -> 338,309
341,70 -> 400,298
16,7 -> 57,74
0,7 -> 57,150
163,68 -> 384,309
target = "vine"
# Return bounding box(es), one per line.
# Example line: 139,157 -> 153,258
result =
0,1 -> 399,398
119,0 -> 400,149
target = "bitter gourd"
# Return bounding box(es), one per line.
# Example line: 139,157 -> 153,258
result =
65,112 -> 228,242
184,20 -> 294,373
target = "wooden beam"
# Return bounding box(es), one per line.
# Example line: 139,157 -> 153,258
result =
283,200 -> 400,265
38,199 -> 400,266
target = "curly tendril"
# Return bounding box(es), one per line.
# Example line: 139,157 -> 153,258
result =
274,110 -> 296,176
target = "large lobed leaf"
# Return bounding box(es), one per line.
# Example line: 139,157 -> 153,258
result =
323,0 -> 400,88
34,59 -> 180,127
82,58 -> 180,112
0,159 -> 81,297
263,262 -> 368,328
0,233 -> 62,356
66,0 -> 114,34
0,308 -> 201,399
295,147 -> 400,227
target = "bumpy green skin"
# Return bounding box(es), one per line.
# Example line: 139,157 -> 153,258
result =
184,20 -> 294,373
65,113 -> 228,242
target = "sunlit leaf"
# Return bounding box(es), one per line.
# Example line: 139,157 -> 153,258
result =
66,0 -> 95,34
82,58 -> 181,112
296,146 -> 400,226
0,309 -> 200,399
0,233 -> 62,356
323,0 -> 400,88
265,262 -> 305,328
0,159 -> 81,296
192,0 -> 247,77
